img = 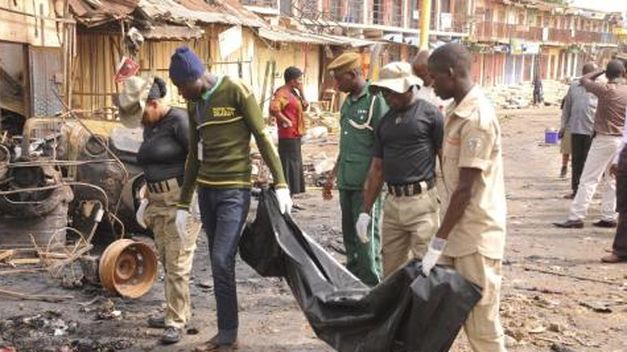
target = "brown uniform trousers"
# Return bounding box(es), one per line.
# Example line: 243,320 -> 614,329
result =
440,254 -> 506,352
144,181 -> 201,329
381,187 -> 440,277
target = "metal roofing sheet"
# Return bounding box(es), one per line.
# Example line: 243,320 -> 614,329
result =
69,0 -> 138,27
137,0 -> 266,28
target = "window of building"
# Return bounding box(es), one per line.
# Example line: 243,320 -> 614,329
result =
373,0 -> 383,25
391,0 -> 403,27
410,0 -> 420,29
280,0 -> 292,15
346,0 -> 363,23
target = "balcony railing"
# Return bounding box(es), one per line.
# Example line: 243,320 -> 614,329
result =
372,0 -> 402,27
575,30 -> 617,44
548,28 -> 573,43
475,22 -> 542,41
475,22 -> 617,45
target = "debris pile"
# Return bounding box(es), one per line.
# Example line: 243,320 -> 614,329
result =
304,105 -> 340,133
485,80 -> 569,109
0,311 -> 78,350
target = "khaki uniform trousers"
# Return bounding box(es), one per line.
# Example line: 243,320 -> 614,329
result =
440,253 -> 506,352
143,182 -> 201,329
381,187 -> 440,277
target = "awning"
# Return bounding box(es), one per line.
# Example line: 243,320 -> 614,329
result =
258,27 -> 334,45
324,34 -> 377,47
258,27 -> 377,47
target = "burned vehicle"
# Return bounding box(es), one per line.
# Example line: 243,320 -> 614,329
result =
0,115 -> 147,249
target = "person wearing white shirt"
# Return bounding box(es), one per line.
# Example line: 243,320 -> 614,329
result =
412,50 -> 452,214
412,50 -> 451,113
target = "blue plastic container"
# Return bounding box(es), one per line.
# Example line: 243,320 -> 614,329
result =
545,129 -> 559,144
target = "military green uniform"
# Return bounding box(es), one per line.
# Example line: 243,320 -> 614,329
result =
337,83 -> 387,286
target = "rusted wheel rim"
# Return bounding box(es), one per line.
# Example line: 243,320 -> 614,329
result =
115,252 -> 137,281
99,239 -> 157,298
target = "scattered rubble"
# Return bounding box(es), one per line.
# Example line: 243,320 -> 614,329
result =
94,299 -> 122,321
0,311 -> 83,351
485,80 -> 569,110
304,108 -> 340,133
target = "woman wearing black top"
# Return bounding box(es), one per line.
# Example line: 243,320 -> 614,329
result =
117,76 -> 200,345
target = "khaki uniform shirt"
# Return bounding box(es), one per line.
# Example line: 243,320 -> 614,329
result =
441,86 -> 507,259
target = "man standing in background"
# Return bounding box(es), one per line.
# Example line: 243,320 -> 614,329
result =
560,63 -> 598,198
555,60 -> 627,229
412,50 -> 449,112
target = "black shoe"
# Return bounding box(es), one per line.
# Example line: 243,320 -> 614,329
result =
160,327 -> 182,345
593,220 -> 617,228
560,166 -> 567,179
148,316 -> 166,329
553,219 -> 584,229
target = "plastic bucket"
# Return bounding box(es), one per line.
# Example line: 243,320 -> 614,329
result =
545,129 -> 559,144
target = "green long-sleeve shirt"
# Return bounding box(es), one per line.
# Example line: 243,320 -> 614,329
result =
177,76 -> 287,209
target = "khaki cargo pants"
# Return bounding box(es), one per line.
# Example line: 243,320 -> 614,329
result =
440,253 -> 506,352
143,182 -> 201,329
381,187 -> 440,277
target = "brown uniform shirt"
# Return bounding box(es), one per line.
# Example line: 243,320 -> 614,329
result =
442,86 -> 507,260
581,78 -> 627,136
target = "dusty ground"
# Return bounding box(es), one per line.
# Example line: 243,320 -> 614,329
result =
1,106 -> 626,352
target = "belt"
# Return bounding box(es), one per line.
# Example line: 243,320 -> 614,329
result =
146,177 -> 182,194
387,179 -> 435,197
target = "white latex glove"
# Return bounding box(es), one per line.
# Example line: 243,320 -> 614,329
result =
190,194 -> 201,221
175,209 -> 190,240
355,213 -> 371,243
135,199 -> 148,229
422,237 -> 447,276
275,188 -> 293,214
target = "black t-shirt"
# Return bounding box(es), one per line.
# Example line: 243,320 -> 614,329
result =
373,98 -> 444,184
137,107 -> 190,183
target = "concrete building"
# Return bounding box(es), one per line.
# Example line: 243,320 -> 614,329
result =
248,0 -> 622,87
469,0 -> 621,86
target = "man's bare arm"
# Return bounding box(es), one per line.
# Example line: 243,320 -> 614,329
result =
362,157 -> 384,213
435,167 -> 482,240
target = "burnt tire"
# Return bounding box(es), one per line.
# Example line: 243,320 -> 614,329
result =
0,185 -> 73,218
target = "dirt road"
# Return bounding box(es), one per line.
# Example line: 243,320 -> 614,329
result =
1,106 -> 625,352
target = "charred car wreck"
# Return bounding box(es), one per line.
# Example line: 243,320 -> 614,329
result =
0,114 -> 146,248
